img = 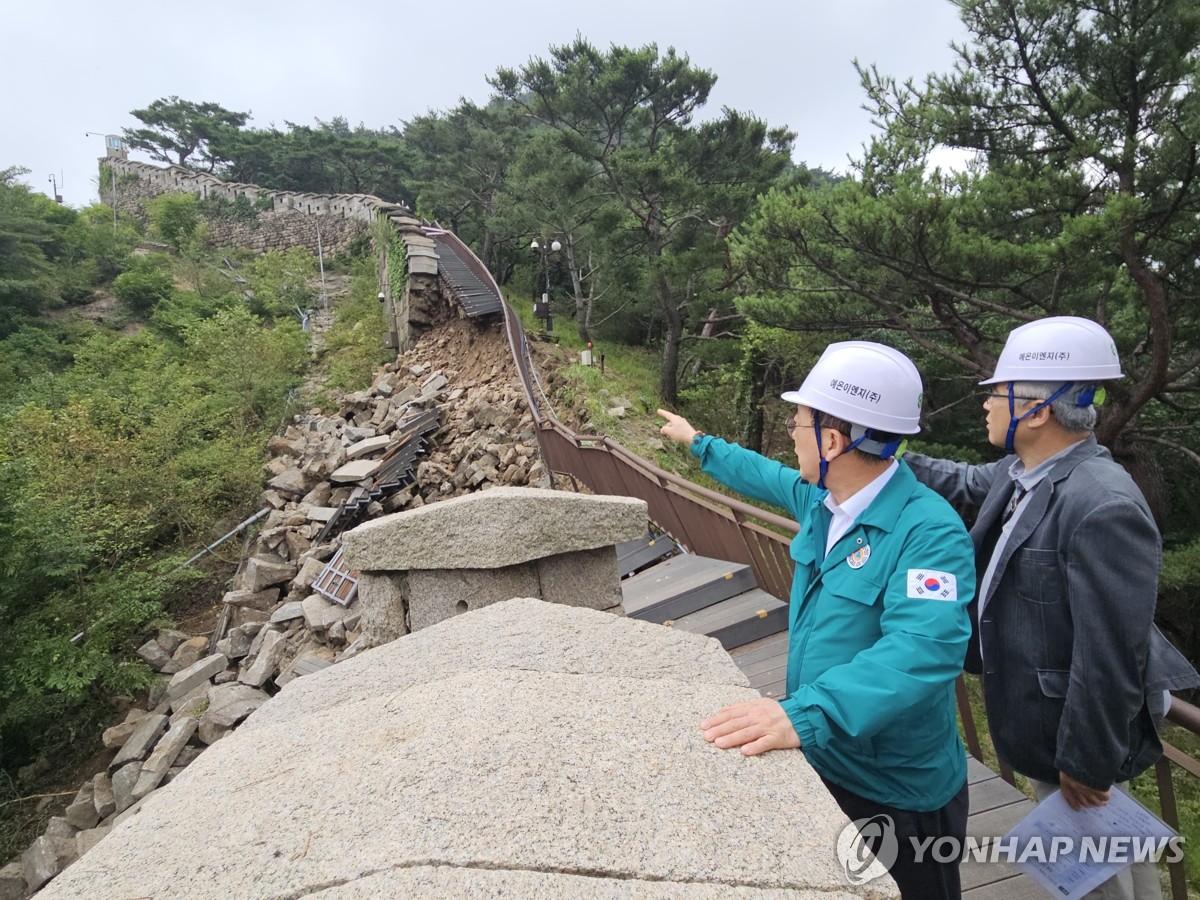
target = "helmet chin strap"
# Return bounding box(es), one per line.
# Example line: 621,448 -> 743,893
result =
813,419 -> 830,489
813,421 -> 903,489
1003,382 -> 1073,453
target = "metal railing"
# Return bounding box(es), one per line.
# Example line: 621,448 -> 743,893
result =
439,228 -> 1199,899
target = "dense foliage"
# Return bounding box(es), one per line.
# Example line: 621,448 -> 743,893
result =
0,173 -> 309,787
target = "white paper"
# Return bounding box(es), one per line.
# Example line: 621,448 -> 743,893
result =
1002,788 -> 1177,899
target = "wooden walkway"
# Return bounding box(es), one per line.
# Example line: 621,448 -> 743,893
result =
729,632 -> 1042,898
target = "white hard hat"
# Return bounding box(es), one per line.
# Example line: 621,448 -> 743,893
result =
781,341 -> 922,434
980,316 -> 1123,385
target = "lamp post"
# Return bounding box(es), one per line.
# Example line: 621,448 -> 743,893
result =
530,237 -> 562,332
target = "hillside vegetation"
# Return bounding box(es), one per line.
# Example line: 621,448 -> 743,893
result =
0,169 -> 391,861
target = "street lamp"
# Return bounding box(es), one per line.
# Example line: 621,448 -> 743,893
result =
530,237 -> 562,332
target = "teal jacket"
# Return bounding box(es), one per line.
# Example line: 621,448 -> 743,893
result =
693,436 -> 975,811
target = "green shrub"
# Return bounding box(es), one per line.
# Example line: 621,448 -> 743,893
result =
145,193 -> 200,251
112,270 -> 174,315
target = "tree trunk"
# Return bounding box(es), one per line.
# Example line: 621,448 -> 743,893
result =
564,241 -> 590,345
658,274 -> 684,406
739,350 -> 768,453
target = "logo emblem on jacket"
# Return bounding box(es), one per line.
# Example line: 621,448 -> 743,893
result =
846,546 -> 871,569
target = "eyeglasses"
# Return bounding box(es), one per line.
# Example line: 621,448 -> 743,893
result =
784,414 -> 816,435
981,392 -> 1042,405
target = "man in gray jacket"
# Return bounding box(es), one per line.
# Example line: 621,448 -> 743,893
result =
905,316 -> 1198,900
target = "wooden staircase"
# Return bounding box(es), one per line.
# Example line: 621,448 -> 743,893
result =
618,537 -> 788,653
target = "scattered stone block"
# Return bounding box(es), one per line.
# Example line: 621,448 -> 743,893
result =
101,708 -> 148,750
134,718 -> 198,799
109,714 -> 167,770
420,373 -> 449,397
167,654 -> 229,701
155,629 -> 190,655
110,762 -> 142,814
221,588 -> 279,610
198,684 -> 268,744
239,630 -> 287,688
301,594 -> 344,631
146,676 -> 171,709
259,488 -> 289,509
267,468 -> 313,497
346,434 -> 391,460
232,607 -> 270,628
0,862 -> 24,900
242,557 -> 298,592
163,636 -> 209,674
92,773 -> 115,819
329,459 -> 379,483
269,601 -> 305,624
21,836 -> 58,892
64,782 -> 99,831
112,795 -> 150,828
293,557 -> 326,592
301,482 -> 332,507
135,639 -> 172,671
169,694 -> 207,725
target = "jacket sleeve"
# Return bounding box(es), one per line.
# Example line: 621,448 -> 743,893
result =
904,452 -> 1005,511
692,435 -> 814,522
1057,499 -> 1160,789
779,514 -> 975,747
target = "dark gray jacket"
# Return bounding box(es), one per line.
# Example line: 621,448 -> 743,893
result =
906,437 -> 1199,789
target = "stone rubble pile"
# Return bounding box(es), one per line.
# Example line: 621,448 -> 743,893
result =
4,319 -> 549,898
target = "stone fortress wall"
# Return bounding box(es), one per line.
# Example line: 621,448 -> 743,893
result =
102,157 -> 407,258
103,156 -> 439,352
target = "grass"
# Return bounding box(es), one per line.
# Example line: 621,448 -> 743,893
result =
311,257 -> 391,402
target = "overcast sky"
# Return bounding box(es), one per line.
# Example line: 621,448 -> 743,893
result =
2,1 -> 968,208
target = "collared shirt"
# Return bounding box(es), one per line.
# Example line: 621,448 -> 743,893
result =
978,441 -> 1081,612
823,460 -> 899,556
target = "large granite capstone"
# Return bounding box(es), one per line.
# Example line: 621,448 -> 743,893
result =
340,486 -> 648,570
37,598 -> 896,899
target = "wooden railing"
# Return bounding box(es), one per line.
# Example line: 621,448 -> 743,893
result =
443,230 -> 1199,899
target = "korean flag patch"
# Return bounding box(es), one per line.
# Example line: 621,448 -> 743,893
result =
906,569 -> 958,602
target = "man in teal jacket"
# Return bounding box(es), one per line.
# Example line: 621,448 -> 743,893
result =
659,341 -> 975,900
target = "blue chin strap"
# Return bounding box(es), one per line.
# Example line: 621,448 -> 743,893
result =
1002,382 -> 1074,453
812,419 -> 904,490
813,419 -> 829,489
